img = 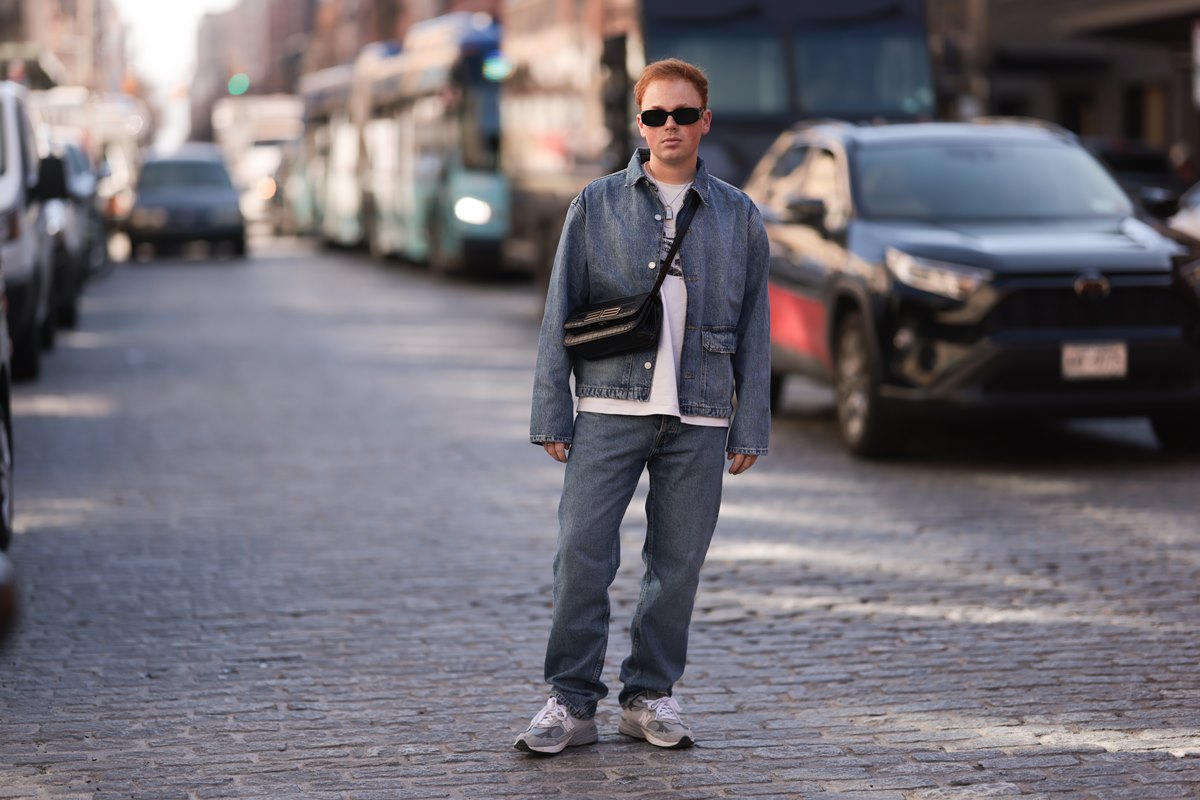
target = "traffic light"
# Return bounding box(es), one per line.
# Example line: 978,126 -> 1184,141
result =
228,73 -> 250,95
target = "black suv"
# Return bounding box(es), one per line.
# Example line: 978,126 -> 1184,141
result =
744,120 -> 1200,456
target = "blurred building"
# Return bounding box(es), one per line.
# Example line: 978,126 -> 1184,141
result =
1,0 -> 69,87
301,0 -> 500,74
303,0 -> 404,74
0,0 -> 129,90
931,0 -> 1200,156
188,0 -> 501,141
189,0 -> 318,142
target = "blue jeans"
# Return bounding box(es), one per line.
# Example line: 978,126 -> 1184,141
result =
544,412 -> 727,718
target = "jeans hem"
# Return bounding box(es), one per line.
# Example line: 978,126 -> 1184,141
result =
549,690 -> 596,720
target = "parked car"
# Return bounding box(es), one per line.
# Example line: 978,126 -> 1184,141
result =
745,119 -> 1200,456
38,138 -> 106,327
124,145 -> 246,256
0,80 -> 56,380
1083,137 -> 1190,220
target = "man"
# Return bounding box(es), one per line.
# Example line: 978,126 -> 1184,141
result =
518,58 -> 771,754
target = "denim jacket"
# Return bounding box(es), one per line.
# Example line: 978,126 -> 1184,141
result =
530,149 -> 771,455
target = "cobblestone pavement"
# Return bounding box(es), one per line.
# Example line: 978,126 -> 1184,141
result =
1,237 -> 1199,799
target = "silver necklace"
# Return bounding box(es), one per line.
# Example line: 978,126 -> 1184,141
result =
656,181 -> 692,219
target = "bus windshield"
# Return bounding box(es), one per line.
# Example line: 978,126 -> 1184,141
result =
458,53 -> 502,171
650,24 -> 788,115
644,1 -> 933,121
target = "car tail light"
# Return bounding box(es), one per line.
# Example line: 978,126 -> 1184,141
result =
255,176 -> 277,201
106,192 -> 132,219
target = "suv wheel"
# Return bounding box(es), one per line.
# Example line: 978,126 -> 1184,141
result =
769,372 -> 785,413
834,311 -> 900,457
11,310 -> 41,382
1150,414 -> 1200,453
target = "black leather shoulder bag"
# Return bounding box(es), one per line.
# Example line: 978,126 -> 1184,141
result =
562,195 -> 697,361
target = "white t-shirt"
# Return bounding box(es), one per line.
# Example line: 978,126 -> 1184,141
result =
577,177 -> 729,428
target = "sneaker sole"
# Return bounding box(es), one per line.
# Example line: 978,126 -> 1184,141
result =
513,726 -> 599,755
617,719 -> 694,749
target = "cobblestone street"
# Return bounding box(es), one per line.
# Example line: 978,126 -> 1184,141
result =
2,237 -> 1199,799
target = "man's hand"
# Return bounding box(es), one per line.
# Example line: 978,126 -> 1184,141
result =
543,442 -> 569,463
726,452 -> 758,475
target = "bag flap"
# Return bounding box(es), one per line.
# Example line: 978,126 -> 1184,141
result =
563,293 -> 651,331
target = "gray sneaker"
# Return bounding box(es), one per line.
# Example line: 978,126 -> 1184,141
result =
618,694 -> 694,748
513,697 -> 599,754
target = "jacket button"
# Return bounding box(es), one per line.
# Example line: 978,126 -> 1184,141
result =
644,361 -> 652,369
654,214 -> 662,221
648,261 -> 656,269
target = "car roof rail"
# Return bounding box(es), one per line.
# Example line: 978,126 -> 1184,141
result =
972,116 -> 1076,141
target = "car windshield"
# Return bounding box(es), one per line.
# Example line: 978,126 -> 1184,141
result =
139,160 -> 233,190
854,140 -> 1133,221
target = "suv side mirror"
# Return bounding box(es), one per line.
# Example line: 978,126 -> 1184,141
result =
785,196 -> 827,228
1138,187 -> 1179,220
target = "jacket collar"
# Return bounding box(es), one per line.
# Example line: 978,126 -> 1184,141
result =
624,148 -> 711,205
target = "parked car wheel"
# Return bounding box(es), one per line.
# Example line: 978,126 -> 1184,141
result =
1150,414 -> 1200,454
835,311 -> 900,457
40,284 -> 58,350
0,393 -> 13,552
11,316 -> 41,382
59,295 -> 80,329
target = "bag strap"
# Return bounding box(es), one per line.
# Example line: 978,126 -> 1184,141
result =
649,192 -> 699,297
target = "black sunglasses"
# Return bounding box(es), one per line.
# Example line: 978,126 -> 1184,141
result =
639,107 -> 704,127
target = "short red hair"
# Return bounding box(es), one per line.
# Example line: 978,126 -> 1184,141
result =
634,58 -> 709,109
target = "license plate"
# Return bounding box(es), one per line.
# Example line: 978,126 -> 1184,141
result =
1061,342 -> 1127,380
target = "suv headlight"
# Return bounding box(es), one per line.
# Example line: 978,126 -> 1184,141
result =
885,248 -> 992,301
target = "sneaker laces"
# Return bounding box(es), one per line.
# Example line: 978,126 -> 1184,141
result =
531,698 -> 571,728
645,695 -> 683,724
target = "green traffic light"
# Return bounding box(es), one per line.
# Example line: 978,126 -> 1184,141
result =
228,73 -> 250,95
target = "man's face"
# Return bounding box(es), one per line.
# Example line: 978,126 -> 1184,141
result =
637,78 -> 711,172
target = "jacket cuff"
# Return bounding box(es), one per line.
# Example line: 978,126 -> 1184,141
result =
531,435 -> 573,445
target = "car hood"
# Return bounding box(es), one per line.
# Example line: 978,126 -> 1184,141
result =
858,216 -> 1187,274
135,186 -> 239,209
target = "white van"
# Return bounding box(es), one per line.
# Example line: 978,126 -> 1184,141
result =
0,80 -> 54,380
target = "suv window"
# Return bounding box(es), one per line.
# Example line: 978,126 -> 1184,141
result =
770,144 -> 809,179
855,140 -> 1132,221
800,148 -> 849,228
